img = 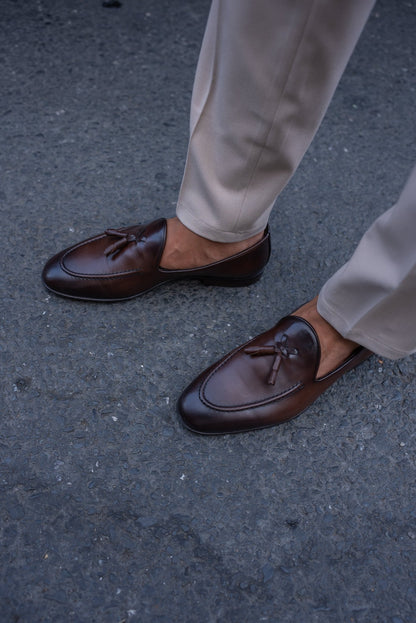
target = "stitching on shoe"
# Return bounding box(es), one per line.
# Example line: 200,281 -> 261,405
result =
60,233 -> 147,278
199,344 -> 304,411
200,380 -> 304,412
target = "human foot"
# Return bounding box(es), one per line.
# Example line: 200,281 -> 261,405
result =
178,312 -> 372,435
160,217 -> 264,269
294,296 -> 359,378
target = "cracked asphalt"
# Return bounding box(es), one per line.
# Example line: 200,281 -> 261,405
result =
1,1 -> 415,622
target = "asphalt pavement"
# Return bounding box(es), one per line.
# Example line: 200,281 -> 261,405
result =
1,1 -> 416,622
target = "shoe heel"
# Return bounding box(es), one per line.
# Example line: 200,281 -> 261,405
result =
199,272 -> 263,287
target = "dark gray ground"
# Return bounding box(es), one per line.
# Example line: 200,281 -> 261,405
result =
1,1 -> 415,622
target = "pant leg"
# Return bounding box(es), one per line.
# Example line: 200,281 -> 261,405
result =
177,0 -> 375,242
318,165 -> 416,359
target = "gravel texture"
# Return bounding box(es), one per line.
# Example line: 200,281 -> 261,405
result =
1,1 -> 415,622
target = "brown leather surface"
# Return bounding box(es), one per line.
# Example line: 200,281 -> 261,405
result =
42,218 -> 271,301
178,316 -> 372,434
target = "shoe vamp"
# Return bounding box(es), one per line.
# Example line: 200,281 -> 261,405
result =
62,236 -> 152,277
201,323 -> 318,410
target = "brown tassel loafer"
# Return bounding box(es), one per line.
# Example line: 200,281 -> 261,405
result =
178,315 -> 372,434
42,218 -> 271,301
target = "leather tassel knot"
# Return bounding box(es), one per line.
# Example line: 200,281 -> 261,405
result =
104,229 -> 140,256
244,334 -> 298,385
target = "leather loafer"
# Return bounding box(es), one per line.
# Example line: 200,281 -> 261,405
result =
42,218 -> 271,301
178,315 -> 372,434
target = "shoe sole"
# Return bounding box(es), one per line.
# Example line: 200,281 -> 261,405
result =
42,270 -> 265,302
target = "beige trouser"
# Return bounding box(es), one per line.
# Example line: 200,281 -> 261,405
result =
176,0 -> 416,360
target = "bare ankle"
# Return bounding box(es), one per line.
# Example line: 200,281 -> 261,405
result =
160,217 -> 263,269
295,296 -> 358,377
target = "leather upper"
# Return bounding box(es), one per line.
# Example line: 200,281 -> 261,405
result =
178,316 -> 372,434
42,218 -> 271,301
201,316 -> 318,410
